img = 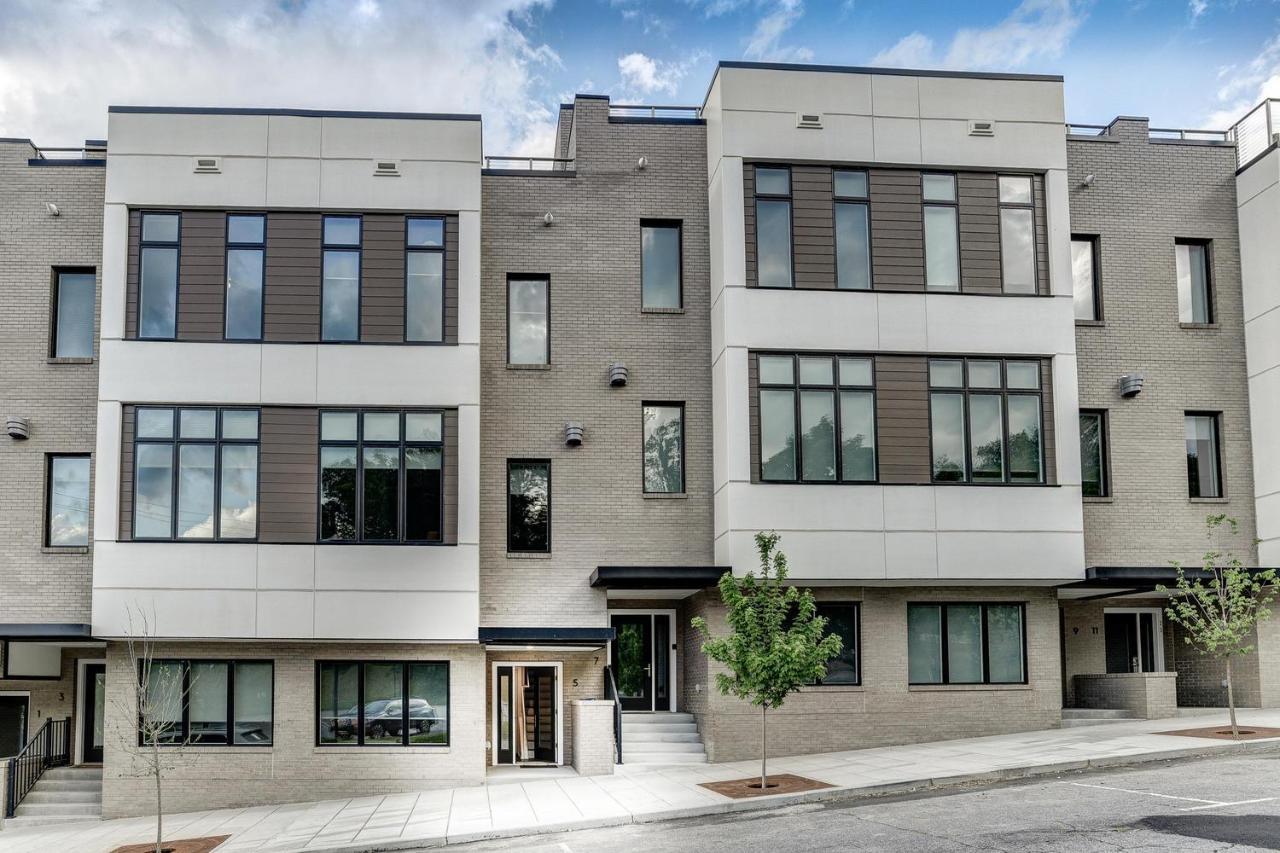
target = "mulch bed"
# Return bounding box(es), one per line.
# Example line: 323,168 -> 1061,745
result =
111,836 -> 229,853
1158,725 -> 1280,741
701,773 -> 834,799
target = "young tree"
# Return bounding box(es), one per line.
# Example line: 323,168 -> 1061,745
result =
1157,515 -> 1278,739
693,531 -> 842,788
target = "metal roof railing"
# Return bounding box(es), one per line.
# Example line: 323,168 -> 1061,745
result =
1229,99 -> 1280,168
483,156 -> 573,172
607,104 -> 701,120
29,142 -> 107,160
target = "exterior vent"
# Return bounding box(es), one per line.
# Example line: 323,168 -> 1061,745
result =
373,159 -> 400,176
968,119 -> 996,137
608,362 -> 629,387
796,112 -> 823,130
564,422 -> 584,447
6,416 -> 30,440
1119,373 -> 1145,398
192,156 -> 221,174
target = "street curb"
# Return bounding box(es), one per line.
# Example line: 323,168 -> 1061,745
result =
283,737 -> 1280,853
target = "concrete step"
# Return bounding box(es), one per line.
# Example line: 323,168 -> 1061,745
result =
2,815 -> 103,830
620,722 -> 698,734
1061,718 -> 1135,728
623,730 -> 703,743
41,766 -> 103,781
621,713 -> 695,726
1062,709 -> 1136,720
20,790 -> 101,805
13,801 -> 101,817
30,779 -> 102,793
622,740 -> 706,754
622,752 -> 709,765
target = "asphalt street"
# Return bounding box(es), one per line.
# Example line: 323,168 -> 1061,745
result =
438,752 -> 1280,852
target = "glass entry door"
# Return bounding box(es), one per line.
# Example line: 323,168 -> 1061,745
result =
82,664 -> 106,763
610,613 -> 673,712
1104,609 -> 1163,673
0,695 -> 28,758
494,665 -> 557,765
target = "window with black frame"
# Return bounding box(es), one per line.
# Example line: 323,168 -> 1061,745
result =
47,454 -> 90,547
141,659 -> 273,746
754,166 -> 793,289
51,269 -> 95,358
322,215 -> 361,342
922,174 -> 959,292
318,410 -> 444,543
641,221 -> 682,309
225,214 -> 266,341
1080,410 -> 1109,498
816,603 -> 860,685
138,212 -> 180,339
998,175 -> 1036,294
406,217 -> 445,342
1175,240 -> 1213,325
758,353 -> 876,483
1185,412 -> 1223,498
928,358 -> 1044,484
907,603 -> 1026,684
133,407 -> 259,540
507,460 -> 550,552
834,170 -> 871,290
316,661 -> 449,746
1071,236 -> 1101,321
642,403 -> 685,494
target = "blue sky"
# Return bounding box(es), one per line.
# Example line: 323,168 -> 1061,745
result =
2,0 -> 1279,153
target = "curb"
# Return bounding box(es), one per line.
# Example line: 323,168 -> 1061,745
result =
287,737 -> 1280,853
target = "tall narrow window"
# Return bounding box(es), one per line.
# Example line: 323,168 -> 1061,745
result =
1185,412 -> 1222,498
1176,240 -> 1213,324
834,170 -> 871,290
1080,410 -> 1108,498
755,166 -> 793,288
322,216 -> 361,342
929,358 -> 1044,484
1071,236 -> 1100,321
815,603 -> 860,685
225,214 -> 265,341
998,175 -> 1036,294
643,403 -> 685,493
922,174 -> 959,291
641,221 -> 682,309
508,277 -> 549,365
47,454 -> 90,546
139,213 -> 180,339
508,460 -> 550,552
52,270 -> 95,357
406,217 -> 444,342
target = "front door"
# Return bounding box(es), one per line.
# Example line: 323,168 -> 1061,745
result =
0,695 -> 29,758
494,665 -> 557,765
81,664 -> 105,764
611,615 -> 653,711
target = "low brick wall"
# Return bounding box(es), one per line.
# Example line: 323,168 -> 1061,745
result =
1074,672 -> 1178,719
572,700 -> 615,776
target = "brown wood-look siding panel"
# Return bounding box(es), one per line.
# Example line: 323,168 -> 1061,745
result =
444,215 -> 459,345
118,405 -> 135,540
1034,174 -> 1050,296
125,211 -> 140,339
870,170 -> 924,292
1041,359 -> 1057,486
360,215 -> 405,343
791,166 -> 834,289
743,166 -> 757,288
177,211 -> 226,341
258,407 -> 319,544
443,409 -> 458,544
957,173 -> 1002,295
264,213 -> 321,342
875,355 -> 931,483
748,354 -> 760,483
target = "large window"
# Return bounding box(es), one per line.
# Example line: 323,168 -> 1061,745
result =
1071,236 -> 1100,321
755,166 -> 793,288
929,358 -> 1044,484
225,214 -> 265,341
133,407 -> 259,540
507,460 -> 550,553
319,410 -> 444,543
406,217 -> 445,342
47,454 -> 90,547
907,603 -> 1026,685
816,603 -> 859,685
834,170 -> 871,291
52,269 -> 95,358
317,661 -> 449,746
642,403 -> 685,494
641,221 -> 682,309
507,277 -> 549,365
322,215 -> 361,342
998,175 -> 1036,294
139,212 -> 180,339
1176,240 -> 1213,324
922,173 -> 959,292
140,659 -> 273,746
1080,410 -> 1109,498
1185,412 -> 1223,498
758,353 -> 876,483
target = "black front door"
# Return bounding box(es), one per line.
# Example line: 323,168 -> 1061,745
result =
611,615 -> 653,712
82,664 -> 105,764
0,695 -> 28,758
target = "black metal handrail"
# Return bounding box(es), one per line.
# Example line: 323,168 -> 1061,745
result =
5,717 -> 71,817
602,665 -> 623,764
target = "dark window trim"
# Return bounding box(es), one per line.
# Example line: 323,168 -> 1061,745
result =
921,172 -> 961,293
1080,409 -> 1110,499
49,266 -> 97,359
832,169 -> 872,291
506,274 -> 551,366
314,660 -> 451,747
131,407 -> 261,542
321,214 -> 364,342
757,352 -> 879,485
507,458 -> 551,554
223,213 -> 267,342
1,640 -> 64,680
1175,238 -> 1215,325
907,602 -> 1029,686
641,401 -> 686,494
814,601 -> 861,686
137,211 -> 182,341
1071,234 -> 1103,323
405,216 -> 447,344
997,174 -> 1038,295
1185,410 -> 1225,499
753,164 -> 796,289
137,658 -> 275,747
640,220 -> 684,310
44,453 -> 91,549
317,409 -> 446,545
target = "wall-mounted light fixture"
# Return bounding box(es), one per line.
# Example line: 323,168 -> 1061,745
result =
1080,174 -> 1096,188
637,156 -> 648,170
543,212 -> 555,226
6,416 -> 31,440
1119,373 -> 1144,398
45,202 -> 60,217
564,422 -> 584,447
608,362 -> 629,387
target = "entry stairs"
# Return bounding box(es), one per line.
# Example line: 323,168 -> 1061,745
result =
5,765 -> 103,829
621,712 -> 707,765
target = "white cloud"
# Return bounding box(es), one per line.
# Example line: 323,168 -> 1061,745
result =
1205,33 -> 1280,129
743,0 -> 813,62
0,0 -> 562,155
619,53 -> 681,96
872,0 -> 1083,71
1189,0 -> 1209,21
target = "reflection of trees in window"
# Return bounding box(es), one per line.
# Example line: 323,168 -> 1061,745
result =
508,462 -> 549,552
643,413 -> 683,493
758,354 -> 875,483
801,409 -> 836,481
617,625 -> 645,697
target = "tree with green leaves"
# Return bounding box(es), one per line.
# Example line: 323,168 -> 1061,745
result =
693,531 -> 843,788
1157,515 -> 1278,739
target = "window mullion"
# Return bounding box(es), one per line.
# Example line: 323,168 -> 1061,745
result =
939,606 -> 950,684
980,605 -> 991,685
402,664 -> 410,747
356,662 -> 365,746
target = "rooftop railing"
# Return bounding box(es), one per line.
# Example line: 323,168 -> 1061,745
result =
482,155 -> 574,172
1229,99 -> 1280,168
607,104 -> 701,120
28,142 -> 107,160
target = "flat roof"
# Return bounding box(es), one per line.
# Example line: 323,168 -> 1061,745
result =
107,105 -> 481,122
716,60 -> 1064,83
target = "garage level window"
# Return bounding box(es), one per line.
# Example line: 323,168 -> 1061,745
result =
755,166 -> 793,288
508,460 -> 550,552
322,215 -> 362,341
138,212 -> 180,339
225,214 -> 266,341
46,454 -> 90,547
1185,412 -> 1223,498
641,221 -> 682,309
140,659 -> 273,746
51,269 -> 95,357
316,661 -> 449,746
1175,240 -> 1213,324
908,603 -> 1026,685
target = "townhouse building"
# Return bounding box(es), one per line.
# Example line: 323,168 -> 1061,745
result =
0,60 -> 1279,822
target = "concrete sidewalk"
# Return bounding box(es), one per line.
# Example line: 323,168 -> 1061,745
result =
3,710 -> 1279,853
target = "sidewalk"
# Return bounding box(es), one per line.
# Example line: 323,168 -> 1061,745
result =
3,710 -> 1279,853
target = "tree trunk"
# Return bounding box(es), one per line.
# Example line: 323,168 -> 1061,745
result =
760,703 -> 768,789
154,737 -> 163,853
1226,655 -> 1239,740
